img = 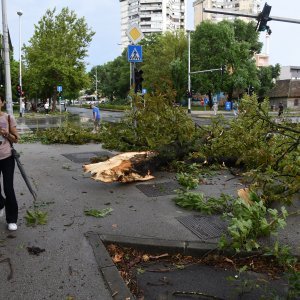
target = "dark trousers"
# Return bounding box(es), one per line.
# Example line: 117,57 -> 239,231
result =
0,156 -> 18,223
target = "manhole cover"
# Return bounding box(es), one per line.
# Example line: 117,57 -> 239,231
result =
62,151 -> 112,164
136,181 -> 180,197
177,215 -> 228,240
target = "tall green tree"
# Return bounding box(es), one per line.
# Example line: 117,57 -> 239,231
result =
257,64 -> 280,100
89,52 -> 130,102
142,31 -> 188,102
191,19 -> 262,103
23,7 -> 94,107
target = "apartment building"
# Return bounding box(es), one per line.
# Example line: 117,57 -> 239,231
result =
193,0 -> 261,26
119,0 -> 187,49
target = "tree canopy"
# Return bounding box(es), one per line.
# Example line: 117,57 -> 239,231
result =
23,7 -> 94,105
191,19 -> 263,100
89,19 -> 279,103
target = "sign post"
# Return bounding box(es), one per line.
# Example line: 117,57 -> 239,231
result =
126,24 -> 144,128
57,85 -> 63,113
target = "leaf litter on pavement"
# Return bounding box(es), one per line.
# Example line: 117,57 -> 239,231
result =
105,243 -> 299,299
84,207 -> 113,218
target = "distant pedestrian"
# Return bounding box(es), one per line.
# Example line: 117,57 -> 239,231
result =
233,101 -> 239,116
20,100 -> 25,116
278,102 -> 284,116
44,102 -> 49,114
91,104 -> 100,133
213,102 -> 218,115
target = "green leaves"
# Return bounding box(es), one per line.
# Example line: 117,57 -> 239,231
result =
174,191 -> 232,215
176,173 -> 199,190
221,196 -> 288,252
25,210 -> 48,226
36,121 -> 102,144
84,208 -> 113,218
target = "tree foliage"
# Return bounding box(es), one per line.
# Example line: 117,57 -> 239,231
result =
23,7 -> 94,106
101,91 -> 196,157
142,31 -> 188,102
196,95 -> 300,203
89,20 -> 280,104
191,19 -> 263,99
89,51 -> 129,101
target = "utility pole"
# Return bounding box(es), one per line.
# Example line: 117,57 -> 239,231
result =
1,0 -> 13,115
95,67 -> 98,100
17,10 -> 23,117
187,30 -> 193,114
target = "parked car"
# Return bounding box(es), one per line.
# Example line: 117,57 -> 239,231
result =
99,98 -> 109,104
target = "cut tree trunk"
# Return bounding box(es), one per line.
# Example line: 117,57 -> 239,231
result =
83,151 -> 158,183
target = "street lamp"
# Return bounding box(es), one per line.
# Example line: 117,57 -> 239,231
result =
17,10 -> 23,117
94,67 -> 99,100
187,29 -> 194,114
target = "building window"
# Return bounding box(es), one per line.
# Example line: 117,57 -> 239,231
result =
294,99 -> 299,106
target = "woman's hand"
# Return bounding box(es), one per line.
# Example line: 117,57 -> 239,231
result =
0,127 -> 8,137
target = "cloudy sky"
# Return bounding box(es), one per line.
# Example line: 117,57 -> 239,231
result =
5,0 -> 300,70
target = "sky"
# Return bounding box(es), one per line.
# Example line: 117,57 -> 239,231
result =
4,0 -> 300,71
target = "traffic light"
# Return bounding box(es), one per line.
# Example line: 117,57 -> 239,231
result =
58,91 -> 62,101
16,85 -> 21,97
246,85 -> 255,95
256,3 -> 272,34
249,86 -> 255,95
134,68 -> 144,93
221,65 -> 226,76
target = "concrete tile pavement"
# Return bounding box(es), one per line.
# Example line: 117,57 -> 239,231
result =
0,142 -> 298,299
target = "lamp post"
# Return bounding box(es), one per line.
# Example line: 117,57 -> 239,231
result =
94,67 -> 99,101
17,10 -> 23,117
187,30 -> 194,114
95,67 -> 98,100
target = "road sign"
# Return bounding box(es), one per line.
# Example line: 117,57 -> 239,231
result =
126,24 -> 144,44
57,85 -> 63,92
128,45 -> 143,63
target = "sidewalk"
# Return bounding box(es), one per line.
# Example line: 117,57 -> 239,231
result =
0,142 -> 298,299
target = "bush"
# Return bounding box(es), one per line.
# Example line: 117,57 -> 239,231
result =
36,122 -> 102,144
101,91 -> 197,155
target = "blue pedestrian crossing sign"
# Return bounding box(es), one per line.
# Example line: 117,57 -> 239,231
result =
128,45 -> 143,63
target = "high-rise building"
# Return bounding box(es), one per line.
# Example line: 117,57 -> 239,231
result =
119,0 -> 187,49
193,0 -> 261,27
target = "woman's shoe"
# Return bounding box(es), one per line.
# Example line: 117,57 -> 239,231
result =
8,223 -> 17,231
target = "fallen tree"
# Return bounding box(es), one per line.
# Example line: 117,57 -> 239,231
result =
83,151 -> 158,183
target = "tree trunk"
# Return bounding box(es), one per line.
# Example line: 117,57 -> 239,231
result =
83,151 -> 158,183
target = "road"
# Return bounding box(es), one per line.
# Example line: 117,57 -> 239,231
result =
67,106 -> 233,126
18,106 -> 298,134
67,106 -> 124,123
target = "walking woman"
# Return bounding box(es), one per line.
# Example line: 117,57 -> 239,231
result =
0,97 -> 19,231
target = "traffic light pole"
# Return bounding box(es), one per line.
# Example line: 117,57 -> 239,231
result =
203,7 -> 300,27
